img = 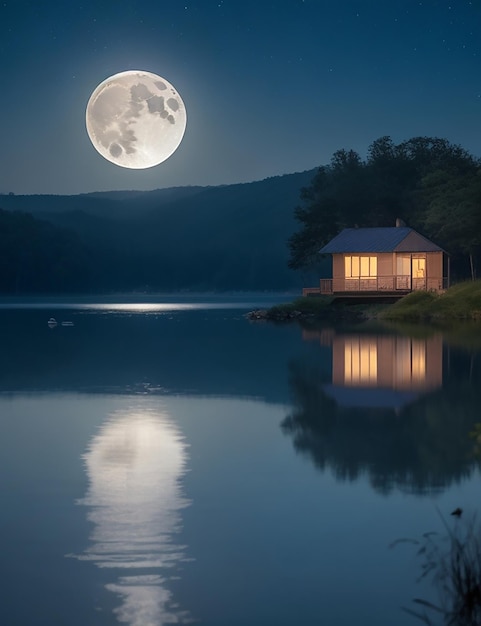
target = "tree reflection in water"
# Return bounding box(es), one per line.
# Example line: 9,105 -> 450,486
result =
282,328 -> 481,494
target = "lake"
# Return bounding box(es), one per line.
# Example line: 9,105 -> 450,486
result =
1,295 -> 480,626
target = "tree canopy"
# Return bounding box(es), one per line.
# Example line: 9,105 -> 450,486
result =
288,136 -> 481,279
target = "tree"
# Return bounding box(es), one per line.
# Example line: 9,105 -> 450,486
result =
288,149 -> 369,270
288,167 -> 339,270
288,136 -> 480,275
421,168 -> 481,280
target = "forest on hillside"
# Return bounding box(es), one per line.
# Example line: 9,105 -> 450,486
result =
0,135 -> 480,294
0,170 -> 314,294
289,136 -> 481,281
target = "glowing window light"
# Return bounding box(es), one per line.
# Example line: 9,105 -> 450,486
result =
344,256 -> 377,278
344,338 -> 378,385
411,340 -> 426,381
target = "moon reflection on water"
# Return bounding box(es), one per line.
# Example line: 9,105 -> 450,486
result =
71,407 -> 191,625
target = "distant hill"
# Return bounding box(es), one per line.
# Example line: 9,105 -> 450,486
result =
0,170 -> 318,292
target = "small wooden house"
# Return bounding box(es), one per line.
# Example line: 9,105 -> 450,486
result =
305,226 -> 449,297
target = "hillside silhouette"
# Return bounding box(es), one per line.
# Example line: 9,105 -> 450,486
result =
0,170 -> 316,293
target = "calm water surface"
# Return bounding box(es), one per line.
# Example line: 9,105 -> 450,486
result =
1,295 -> 480,626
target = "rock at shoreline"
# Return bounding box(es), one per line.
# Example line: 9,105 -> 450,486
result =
245,309 -> 304,321
246,306 -> 368,322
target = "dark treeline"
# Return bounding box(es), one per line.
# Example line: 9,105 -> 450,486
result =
0,209 -> 91,293
0,170 -> 315,294
289,136 -> 481,281
1,135 -> 480,294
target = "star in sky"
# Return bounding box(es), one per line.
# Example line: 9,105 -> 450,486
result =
0,0 -> 480,194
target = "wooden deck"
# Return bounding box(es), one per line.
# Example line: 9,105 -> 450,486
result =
303,276 -> 447,298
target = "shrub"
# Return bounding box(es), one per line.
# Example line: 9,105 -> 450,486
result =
394,511 -> 481,626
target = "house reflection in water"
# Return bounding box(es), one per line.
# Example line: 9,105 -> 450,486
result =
303,329 -> 443,408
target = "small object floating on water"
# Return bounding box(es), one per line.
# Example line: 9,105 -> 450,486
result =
47,318 -> 74,328
451,507 -> 463,518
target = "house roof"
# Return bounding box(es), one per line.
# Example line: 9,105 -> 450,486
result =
319,227 -> 444,254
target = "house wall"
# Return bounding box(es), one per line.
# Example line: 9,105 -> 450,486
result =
332,254 -> 343,279
377,253 -> 393,276
332,254 -> 346,292
330,251 -> 444,292
426,251 -> 443,279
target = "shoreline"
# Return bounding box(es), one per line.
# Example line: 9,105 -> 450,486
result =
245,305 -> 369,322
246,281 -> 481,323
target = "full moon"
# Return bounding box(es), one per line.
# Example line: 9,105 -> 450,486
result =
86,70 -> 187,169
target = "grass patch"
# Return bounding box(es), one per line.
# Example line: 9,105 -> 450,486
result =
263,281 -> 481,323
381,281 -> 481,322
380,290 -> 438,321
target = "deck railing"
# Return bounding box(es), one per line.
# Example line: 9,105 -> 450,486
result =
307,276 -> 449,296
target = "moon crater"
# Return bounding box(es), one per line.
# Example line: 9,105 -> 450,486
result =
86,70 -> 187,169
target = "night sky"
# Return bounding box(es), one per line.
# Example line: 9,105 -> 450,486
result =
1,0 -> 480,195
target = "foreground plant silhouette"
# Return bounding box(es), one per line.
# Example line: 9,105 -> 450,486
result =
392,509 -> 481,625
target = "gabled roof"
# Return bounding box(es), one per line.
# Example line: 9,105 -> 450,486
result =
319,227 -> 444,254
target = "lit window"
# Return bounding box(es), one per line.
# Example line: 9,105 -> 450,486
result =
412,258 -> 425,278
344,256 -> 377,278
394,338 -> 426,387
411,340 -> 426,381
344,338 -> 378,385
